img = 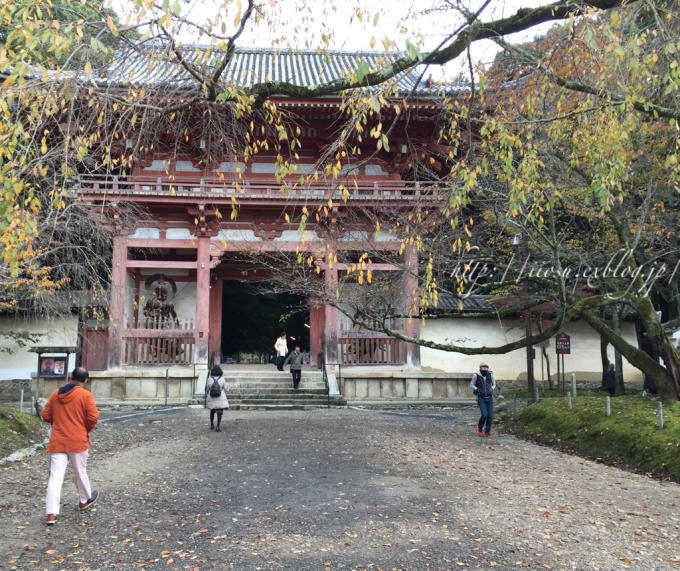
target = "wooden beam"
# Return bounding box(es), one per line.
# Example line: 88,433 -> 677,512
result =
127,239 -> 198,249
126,260 -> 198,269
316,262 -> 402,271
122,329 -> 196,339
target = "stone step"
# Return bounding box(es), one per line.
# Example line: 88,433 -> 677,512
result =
227,379 -> 323,384
237,394 -> 339,402
227,376 -> 325,386
225,384 -> 325,391
230,402 -> 344,411
226,388 -> 329,395
194,370 -> 339,410
225,371 -> 322,377
190,395 -> 346,408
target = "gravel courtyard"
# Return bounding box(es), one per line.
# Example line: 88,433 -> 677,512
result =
0,406 -> 678,569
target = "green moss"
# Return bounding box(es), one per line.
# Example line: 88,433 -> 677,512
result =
513,395 -> 680,480
0,406 -> 45,459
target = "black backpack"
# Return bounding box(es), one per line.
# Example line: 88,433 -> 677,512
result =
209,377 -> 221,397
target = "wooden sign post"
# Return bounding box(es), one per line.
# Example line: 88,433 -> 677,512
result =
555,333 -> 571,394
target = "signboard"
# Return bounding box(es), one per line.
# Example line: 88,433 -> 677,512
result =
555,332 -> 571,354
39,356 -> 67,376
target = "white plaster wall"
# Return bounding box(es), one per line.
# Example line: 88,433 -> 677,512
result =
128,227 -> 160,239
420,317 -> 643,382
214,229 -> 262,242
0,315 -> 78,380
174,282 -> 197,322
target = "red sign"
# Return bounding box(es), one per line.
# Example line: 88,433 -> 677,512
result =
555,332 -> 571,354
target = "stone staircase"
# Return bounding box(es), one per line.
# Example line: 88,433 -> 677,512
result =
193,368 -> 347,410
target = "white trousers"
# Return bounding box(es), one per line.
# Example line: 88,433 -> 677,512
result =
45,451 -> 92,515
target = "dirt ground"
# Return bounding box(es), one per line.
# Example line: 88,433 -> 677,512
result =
0,406 -> 678,570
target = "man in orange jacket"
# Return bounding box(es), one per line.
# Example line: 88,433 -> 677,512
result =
42,366 -> 100,525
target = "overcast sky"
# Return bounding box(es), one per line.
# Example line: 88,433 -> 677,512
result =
114,0 -> 554,79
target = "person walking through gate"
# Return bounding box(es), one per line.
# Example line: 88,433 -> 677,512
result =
470,362 -> 496,438
205,365 -> 229,432
274,332 -> 288,372
42,366 -> 100,525
284,345 -> 304,389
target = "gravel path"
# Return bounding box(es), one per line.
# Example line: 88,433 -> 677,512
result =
0,406 -> 678,570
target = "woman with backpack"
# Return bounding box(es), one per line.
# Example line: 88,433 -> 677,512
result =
205,365 -> 229,432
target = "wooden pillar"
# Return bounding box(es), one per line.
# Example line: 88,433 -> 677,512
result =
108,235 -> 127,368
309,297 -> 325,367
323,267 -> 339,365
209,277 -> 223,363
404,245 -> 421,368
195,237 -> 211,364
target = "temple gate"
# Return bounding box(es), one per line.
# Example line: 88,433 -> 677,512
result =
75,48 -> 453,376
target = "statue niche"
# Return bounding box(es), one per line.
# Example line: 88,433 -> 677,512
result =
143,274 -> 179,328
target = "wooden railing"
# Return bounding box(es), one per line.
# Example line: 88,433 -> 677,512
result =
74,175 -> 441,200
122,318 -> 195,365
338,336 -> 406,365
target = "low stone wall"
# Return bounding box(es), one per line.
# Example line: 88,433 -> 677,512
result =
339,369 -> 474,401
34,368 -> 200,401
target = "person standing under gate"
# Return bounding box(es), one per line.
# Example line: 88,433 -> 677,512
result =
470,362 -> 496,438
284,345 -> 304,389
205,365 -> 229,432
274,332 -> 288,372
42,366 -> 100,525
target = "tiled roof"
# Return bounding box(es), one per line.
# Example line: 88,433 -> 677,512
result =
102,45 -> 461,96
431,293 -> 495,313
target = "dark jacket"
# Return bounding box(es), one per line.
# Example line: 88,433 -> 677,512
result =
470,371 -> 496,398
284,351 -> 304,370
603,368 -> 616,391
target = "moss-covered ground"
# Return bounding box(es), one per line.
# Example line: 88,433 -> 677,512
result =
510,393 -> 680,481
0,406 -> 45,459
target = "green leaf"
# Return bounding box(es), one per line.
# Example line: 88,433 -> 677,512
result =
355,61 -> 370,84
405,40 -> 422,61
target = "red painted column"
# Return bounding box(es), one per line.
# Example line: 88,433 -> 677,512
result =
209,277 -> 223,363
323,267 -> 339,365
108,235 -> 127,368
404,245 -> 421,368
195,237 -> 211,364
309,298 -> 325,367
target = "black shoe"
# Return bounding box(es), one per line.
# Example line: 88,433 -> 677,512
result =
215,427 -> 221,432
210,425 -> 214,430
79,490 -> 99,511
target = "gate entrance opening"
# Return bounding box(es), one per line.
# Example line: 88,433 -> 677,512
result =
220,281 -> 309,363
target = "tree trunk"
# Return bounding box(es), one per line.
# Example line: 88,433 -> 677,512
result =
599,318 -> 609,390
610,305 -> 626,395
579,303 -> 679,400
541,345 -> 553,390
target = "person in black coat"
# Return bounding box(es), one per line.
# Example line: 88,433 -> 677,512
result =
602,363 -> 616,396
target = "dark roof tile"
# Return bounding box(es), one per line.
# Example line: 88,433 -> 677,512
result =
102,45 -> 465,95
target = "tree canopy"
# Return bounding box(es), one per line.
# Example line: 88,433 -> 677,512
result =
2,0 -> 680,399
